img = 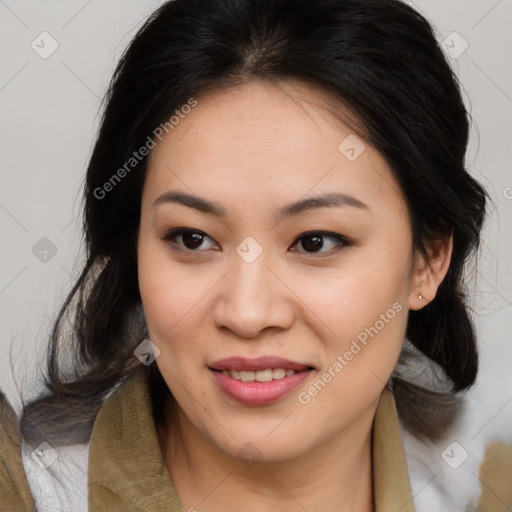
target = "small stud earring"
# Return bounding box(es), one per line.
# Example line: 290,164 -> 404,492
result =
418,293 -> 427,302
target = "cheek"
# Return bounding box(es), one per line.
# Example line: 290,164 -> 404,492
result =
137,235 -> 204,343
304,243 -> 411,391
302,282 -> 407,411
310,249 -> 410,337
308,276 -> 407,378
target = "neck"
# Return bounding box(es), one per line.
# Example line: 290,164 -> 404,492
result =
157,397 -> 378,512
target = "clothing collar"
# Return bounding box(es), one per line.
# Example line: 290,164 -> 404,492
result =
88,372 -> 415,512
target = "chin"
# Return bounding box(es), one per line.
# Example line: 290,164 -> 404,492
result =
212,429 -> 311,466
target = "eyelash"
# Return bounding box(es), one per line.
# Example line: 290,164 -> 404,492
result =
161,228 -> 351,256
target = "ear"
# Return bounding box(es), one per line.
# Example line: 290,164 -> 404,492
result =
408,235 -> 453,311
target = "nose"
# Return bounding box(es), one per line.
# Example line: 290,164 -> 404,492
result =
212,252 -> 295,339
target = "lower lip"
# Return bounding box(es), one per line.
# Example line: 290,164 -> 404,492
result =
210,369 -> 312,405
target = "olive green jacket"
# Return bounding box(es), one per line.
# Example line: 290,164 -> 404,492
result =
0,393 -> 36,512
1,377 -> 510,511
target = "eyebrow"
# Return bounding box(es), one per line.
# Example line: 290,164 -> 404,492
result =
152,190 -> 369,221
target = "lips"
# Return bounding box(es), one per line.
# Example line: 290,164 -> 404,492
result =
209,356 -> 315,405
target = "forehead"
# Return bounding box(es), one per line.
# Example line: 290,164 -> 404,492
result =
144,80 -> 407,219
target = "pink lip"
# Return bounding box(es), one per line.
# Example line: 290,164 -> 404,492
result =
209,356 -> 314,405
209,356 -> 312,372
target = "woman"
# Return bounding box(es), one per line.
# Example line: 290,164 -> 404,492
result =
1,0 -> 510,510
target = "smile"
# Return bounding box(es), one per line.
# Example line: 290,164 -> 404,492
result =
219,368 -> 298,382
209,356 -> 315,405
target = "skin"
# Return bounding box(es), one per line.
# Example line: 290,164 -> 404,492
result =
137,80 -> 452,512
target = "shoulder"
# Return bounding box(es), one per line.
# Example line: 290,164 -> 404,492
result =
397,391 -> 512,512
475,439 -> 512,511
18,378 -> 124,512
0,391 -> 36,512
20,374 -> 138,512
21,438 -> 89,512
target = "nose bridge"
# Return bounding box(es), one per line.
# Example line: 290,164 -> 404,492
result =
232,248 -> 272,300
230,234 -> 275,300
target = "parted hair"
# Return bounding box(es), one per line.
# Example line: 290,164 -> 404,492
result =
20,0 -> 487,446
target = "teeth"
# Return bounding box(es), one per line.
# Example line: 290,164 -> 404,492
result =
221,368 -> 298,381
255,369 -> 273,382
272,368 -> 286,379
240,371 -> 255,382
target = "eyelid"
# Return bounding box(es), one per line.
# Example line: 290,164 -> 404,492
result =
289,230 -> 351,254
161,227 -> 219,252
161,228 -> 351,254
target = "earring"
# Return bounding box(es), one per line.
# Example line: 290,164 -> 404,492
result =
418,293 -> 427,302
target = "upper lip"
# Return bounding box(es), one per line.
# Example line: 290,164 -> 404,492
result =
209,356 -> 314,372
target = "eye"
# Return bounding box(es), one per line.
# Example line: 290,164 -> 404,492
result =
289,231 -> 350,254
161,228 -> 219,252
161,228 -> 350,255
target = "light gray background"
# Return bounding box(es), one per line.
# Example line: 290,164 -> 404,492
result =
1,0 -> 511,446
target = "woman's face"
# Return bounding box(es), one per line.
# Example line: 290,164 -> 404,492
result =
138,80 -> 420,463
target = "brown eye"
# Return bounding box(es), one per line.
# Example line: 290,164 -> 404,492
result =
300,234 -> 324,252
181,231 -> 205,250
162,228 -> 218,252
290,231 -> 350,254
